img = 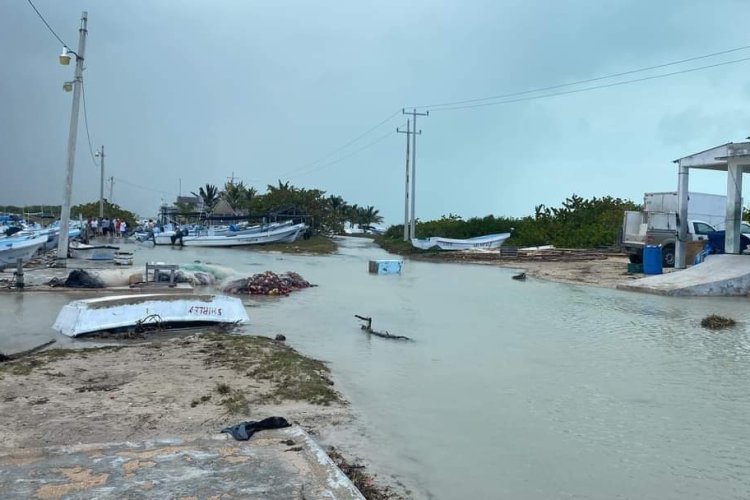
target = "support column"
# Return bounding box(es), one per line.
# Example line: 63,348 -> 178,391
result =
675,160 -> 690,268
725,159 -> 743,254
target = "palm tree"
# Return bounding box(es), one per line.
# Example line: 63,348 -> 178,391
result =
359,206 -> 383,226
192,184 -> 220,213
221,180 -> 247,212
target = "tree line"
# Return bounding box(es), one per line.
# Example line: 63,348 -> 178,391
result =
383,194 -> 640,249
180,180 -> 383,233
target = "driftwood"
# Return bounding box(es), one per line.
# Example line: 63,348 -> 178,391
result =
354,315 -> 412,341
0,340 -> 56,363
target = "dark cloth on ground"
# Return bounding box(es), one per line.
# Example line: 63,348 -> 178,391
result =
221,417 -> 291,441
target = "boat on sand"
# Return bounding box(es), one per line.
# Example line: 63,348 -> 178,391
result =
0,234 -> 48,269
410,232 -> 511,251
69,241 -> 119,260
52,293 -> 249,337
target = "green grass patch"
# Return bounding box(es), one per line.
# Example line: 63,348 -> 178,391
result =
0,345 -> 124,378
202,333 -> 341,406
253,235 -> 337,255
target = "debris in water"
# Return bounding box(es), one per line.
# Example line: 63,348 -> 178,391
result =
512,272 -> 526,281
701,314 -> 736,330
222,271 -> 314,296
354,315 -> 412,341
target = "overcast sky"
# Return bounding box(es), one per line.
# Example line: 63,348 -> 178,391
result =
3,0 -> 750,224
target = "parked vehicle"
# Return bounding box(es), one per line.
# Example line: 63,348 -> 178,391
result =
621,192 -> 725,267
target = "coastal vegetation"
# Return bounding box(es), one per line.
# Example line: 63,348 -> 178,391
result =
184,180 -> 383,234
379,194 -> 639,253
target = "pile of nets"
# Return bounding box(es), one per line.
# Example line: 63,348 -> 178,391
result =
222,271 -> 313,296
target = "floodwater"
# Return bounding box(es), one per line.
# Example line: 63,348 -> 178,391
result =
2,237 -> 750,499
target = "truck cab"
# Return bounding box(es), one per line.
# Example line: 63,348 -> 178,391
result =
622,212 -> 716,267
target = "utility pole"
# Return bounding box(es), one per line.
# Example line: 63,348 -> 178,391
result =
56,12 -> 88,264
109,176 -> 114,204
95,145 -> 105,218
403,108 -> 428,238
397,120 -> 412,241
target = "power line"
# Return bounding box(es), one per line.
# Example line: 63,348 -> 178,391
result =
81,79 -> 99,168
278,109 -> 401,179
418,43 -> 750,111
287,129 -> 398,180
25,0 -> 69,47
430,55 -> 750,112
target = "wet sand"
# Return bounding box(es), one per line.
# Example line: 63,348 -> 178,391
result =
0,333 -> 348,450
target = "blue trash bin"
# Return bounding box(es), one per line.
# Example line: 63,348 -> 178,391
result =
643,245 -> 663,275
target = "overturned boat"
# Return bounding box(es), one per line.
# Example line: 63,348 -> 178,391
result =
410,232 -> 511,251
52,293 -> 249,337
69,241 -> 120,260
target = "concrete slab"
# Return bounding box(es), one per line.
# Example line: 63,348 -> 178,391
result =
617,254 -> 750,296
0,426 -> 364,499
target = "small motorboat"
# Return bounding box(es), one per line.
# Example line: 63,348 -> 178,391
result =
0,234 -> 48,269
113,251 -> 134,266
69,241 -> 119,260
411,232 -> 511,251
52,293 -> 249,337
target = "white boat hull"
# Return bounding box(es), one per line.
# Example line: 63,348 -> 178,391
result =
52,293 -> 249,337
155,224 -> 306,247
69,242 -> 120,260
0,235 -> 48,267
411,232 -> 511,251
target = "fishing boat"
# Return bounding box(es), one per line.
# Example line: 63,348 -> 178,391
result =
52,293 -> 249,337
410,232 -> 511,251
0,234 -> 48,268
113,251 -> 134,265
69,241 -> 120,260
155,223 -> 306,247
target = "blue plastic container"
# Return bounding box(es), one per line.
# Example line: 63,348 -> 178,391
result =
643,245 -> 663,275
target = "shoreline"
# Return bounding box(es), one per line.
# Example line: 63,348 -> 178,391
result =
0,332 -> 406,499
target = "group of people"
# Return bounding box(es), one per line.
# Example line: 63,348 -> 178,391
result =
86,216 -> 128,239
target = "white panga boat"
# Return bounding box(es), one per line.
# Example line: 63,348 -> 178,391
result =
410,232 -> 511,251
154,223 -> 306,247
52,293 -> 250,337
0,234 -> 48,268
69,241 -> 120,260
113,251 -> 134,265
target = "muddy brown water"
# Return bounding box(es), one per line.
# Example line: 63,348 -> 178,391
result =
2,236 -> 750,499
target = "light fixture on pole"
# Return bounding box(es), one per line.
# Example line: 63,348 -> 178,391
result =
56,12 -> 88,265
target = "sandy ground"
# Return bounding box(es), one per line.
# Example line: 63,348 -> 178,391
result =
0,334 -> 349,450
497,256 -> 641,288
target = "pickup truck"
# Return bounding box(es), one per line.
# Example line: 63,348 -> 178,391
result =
621,211 -> 715,267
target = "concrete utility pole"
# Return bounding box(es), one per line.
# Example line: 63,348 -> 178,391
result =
57,11 -> 88,264
403,108 -> 428,238
109,176 -> 114,204
96,145 -> 105,218
396,119 -> 412,241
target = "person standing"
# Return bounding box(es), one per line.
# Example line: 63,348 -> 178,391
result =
120,220 -> 127,238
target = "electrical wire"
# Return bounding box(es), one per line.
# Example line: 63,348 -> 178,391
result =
417,43 -> 750,110
278,109 -> 401,179
81,79 -> 99,168
25,0 -> 69,48
287,129 -> 398,180
430,56 -> 750,112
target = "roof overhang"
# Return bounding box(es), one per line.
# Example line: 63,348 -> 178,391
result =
674,141 -> 750,172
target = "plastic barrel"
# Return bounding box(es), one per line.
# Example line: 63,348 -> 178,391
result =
643,245 -> 663,275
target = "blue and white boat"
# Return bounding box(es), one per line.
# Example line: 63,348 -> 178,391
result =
0,234 -> 48,269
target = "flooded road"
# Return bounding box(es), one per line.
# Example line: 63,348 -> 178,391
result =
2,236 -> 750,499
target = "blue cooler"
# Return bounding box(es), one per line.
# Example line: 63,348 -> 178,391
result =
643,245 -> 663,275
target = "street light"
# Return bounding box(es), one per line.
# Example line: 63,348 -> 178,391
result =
59,47 -> 71,65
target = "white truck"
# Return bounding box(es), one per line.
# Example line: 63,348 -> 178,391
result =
621,192 -> 725,267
